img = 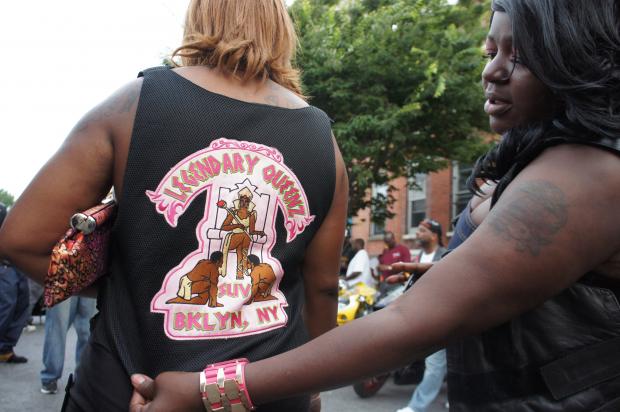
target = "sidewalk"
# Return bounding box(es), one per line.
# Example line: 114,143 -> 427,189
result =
1,318 -> 448,412
0,318 -> 74,412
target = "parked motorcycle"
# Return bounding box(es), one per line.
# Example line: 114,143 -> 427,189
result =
336,279 -> 377,326
346,281 -> 425,398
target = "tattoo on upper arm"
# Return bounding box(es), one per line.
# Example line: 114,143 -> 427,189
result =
487,180 -> 568,256
75,80 -> 141,133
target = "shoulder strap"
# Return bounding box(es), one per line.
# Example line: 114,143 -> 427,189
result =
137,66 -> 170,78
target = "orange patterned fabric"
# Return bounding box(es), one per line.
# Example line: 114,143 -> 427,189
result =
45,202 -> 116,307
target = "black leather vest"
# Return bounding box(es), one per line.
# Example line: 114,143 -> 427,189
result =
446,138 -> 620,411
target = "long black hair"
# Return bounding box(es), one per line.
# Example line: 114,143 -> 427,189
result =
469,0 -> 620,204
0,203 -> 6,228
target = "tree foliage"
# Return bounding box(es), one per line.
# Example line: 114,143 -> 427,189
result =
0,189 -> 15,207
291,0 -> 491,221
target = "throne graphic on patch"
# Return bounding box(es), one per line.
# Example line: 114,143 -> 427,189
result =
147,138 -> 314,340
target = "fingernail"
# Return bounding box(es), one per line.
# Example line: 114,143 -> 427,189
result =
131,374 -> 145,385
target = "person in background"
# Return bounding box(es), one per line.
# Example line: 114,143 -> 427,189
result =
24,278 -> 44,332
395,220 -> 447,412
339,235 -> 355,277
345,238 -> 373,287
0,202 -> 29,364
377,231 -> 411,283
413,219 -> 446,266
40,296 -> 96,394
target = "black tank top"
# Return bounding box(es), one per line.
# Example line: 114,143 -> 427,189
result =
92,67 -> 335,409
446,137 -> 620,411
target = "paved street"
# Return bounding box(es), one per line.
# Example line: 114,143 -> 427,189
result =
1,318 -> 447,412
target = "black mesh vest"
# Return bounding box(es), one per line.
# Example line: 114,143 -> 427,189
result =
93,67 -> 335,411
447,137 -> 620,412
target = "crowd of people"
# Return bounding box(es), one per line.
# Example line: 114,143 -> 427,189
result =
1,0 -> 619,411
1,202 -> 96,397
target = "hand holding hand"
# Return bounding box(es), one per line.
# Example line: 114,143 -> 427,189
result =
385,273 -> 409,284
129,372 -> 202,412
377,264 -> 391,272
390,262 -> 419,274
391,261 -> 434,277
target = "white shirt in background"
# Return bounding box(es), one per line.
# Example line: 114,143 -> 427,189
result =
419,250 -> 436,264
346,249 -> 373,287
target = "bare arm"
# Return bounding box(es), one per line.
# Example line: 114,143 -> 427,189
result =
127,144 -> 620,412
245,144 -> 620,403
345,271 -> 361,281
302,135 -> 348,339
0,79 -> 142,283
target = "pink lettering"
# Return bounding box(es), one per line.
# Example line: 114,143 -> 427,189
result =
256,307 -> 271,323
286,192 -> 302,208
233,153 -> 245,173
279,179 -> 294,194
230,311 -> 243,329
164,188 -> 187,202
284,187 -> 299,201
270,170 -> 284,189
188,162 -> 207,182
238,283 -> 251,298
181,169 -> 199,187
207,156 -> 221,176
174,312 -> 185,330
187,312 -> 202,331
245,155 -> 259,174
214,312 -> 230,330
263,164 -> 276,183
266,306 -> 279,321
172,176 -> 192,194
288,204 -> 306,217
201,313 -> 216,331
197,158 -> 214,178
222,153 -> 234,174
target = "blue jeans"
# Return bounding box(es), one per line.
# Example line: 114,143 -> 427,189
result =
0,264 -> 30,353
41,297 -> 96,384
407,349 -> 447,412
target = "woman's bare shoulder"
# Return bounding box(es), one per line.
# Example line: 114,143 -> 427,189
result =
172,66 -> 308,109
262,80 -> 308,109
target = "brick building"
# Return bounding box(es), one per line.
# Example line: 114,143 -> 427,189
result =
350,162 -> 474,259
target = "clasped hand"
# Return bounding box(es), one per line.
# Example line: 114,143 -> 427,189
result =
385,261 -> 428,284
129,371 -> 203,412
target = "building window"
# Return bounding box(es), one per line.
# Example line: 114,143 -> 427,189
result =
452,162 -> 474,221
370,184 -> 387,236
407,173 -> 427,233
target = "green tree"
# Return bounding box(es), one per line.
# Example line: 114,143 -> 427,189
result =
291,0 -> 491,222
0,189 -> 15,207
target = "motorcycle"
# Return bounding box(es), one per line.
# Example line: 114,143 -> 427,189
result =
336,279 -> 377,326
344,280 -> 425,398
